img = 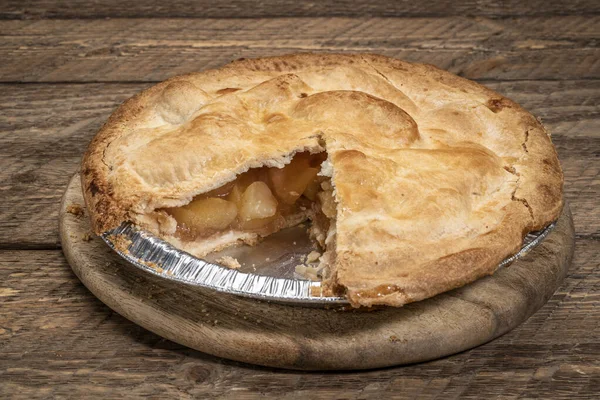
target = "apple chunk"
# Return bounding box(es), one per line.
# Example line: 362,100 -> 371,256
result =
317,185 -> 336,219
269,153 -> 320,204
302,178 -> 321,201
168,197 -> 238,233
239,181 -> 278,221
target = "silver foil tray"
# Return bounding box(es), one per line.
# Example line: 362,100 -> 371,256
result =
102,221 -> 556,307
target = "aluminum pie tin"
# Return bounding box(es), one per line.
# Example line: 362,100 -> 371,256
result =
102,221 -> 556,307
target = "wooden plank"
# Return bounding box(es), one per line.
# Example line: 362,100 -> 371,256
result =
1,80 -> 598,248
1,0 -> 598,19
0,17 -> 598,82
1,242 -> 598,397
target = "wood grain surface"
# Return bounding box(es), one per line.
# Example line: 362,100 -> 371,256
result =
1,17 -> 598,82
1,0 -> 599,397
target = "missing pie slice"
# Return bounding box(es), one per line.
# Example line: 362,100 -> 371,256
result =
82,54 -> 563,307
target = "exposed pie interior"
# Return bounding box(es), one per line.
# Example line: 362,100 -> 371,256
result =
82,53 -> 563,307
163,151 -> 328,241
160,150 -> 337,283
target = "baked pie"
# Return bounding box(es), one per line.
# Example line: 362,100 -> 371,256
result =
82,54 -> 563,307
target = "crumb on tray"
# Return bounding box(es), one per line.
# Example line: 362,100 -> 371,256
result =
216,256 -> 241,270
142,260 -> 163,273
295,264 -> 321,281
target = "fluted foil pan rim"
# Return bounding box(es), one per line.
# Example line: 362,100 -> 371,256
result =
102,221 -> 556,307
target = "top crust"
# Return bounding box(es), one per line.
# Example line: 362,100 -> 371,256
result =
81,53 -> 563,307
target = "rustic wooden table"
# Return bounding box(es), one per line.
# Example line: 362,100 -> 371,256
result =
1,1 -> 599,398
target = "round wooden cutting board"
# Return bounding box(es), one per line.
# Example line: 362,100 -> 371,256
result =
60,174 -> 575,370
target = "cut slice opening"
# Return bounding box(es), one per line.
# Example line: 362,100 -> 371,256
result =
158,151 -> 338,282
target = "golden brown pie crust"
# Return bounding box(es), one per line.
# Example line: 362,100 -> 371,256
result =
81,53 -> 563,307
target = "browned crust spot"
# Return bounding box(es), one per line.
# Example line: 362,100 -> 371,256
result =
486,97 -> 513,113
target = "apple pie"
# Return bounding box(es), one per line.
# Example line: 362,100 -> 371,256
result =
82,54 -> 563,307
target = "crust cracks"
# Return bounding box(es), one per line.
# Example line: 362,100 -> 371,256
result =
510,173 -> 536,224
522,129 -> 530,154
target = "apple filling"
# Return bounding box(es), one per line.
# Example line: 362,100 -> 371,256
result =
164,152 -> 332,241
